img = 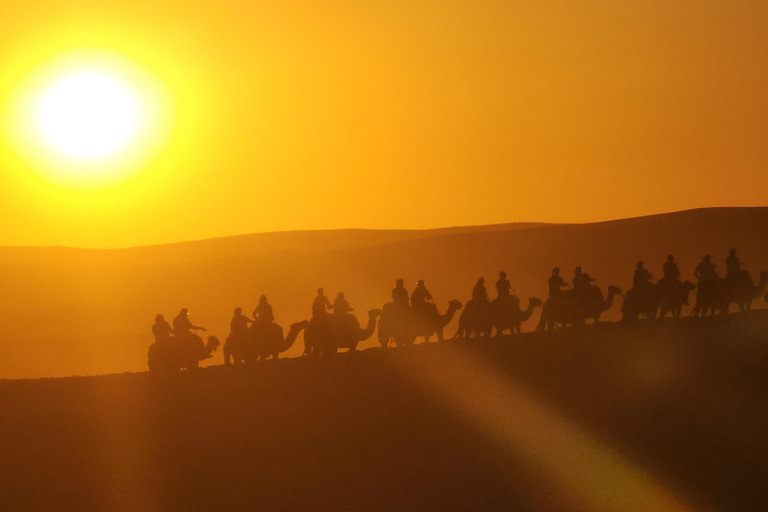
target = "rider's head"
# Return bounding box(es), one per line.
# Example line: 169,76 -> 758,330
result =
499,271 -> 506,278
417,279 -> 425,286
637,260 -> 644,268
552,267 -> 560,276
396,278 -> 404,286
234,307 -> 242,316
668,254 -> 674,261
477,277 -> 485,284
180,308 -> 188,316
730,248 -> 736,255
259,295 -> 267,304
317,287 -> 324,295
704,254 -> 711,262
155,314 -> 164,322
575,266 -> 583,274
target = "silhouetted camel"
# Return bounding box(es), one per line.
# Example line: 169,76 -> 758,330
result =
453,299 -> 492,338
304,309 -> 381,356
621,280 -> 696,321
148,335 -> 220,373
224,320 -> 309,364
491,296 -> 543,336
693,270 -> 768,316
379,299 -> 462,347
537,285 -> 622,331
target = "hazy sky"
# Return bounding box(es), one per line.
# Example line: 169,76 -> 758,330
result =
1,0 -> 766,248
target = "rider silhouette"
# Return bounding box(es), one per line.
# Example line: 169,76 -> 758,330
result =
152,314 -> 174,343
254,295 -> 274,322
495,271 -> 511,298
633,261 -> 653,289
663,255 -> 680,281
312,288 -> 332,318
173,308 -> 206,341
472,278 -> 488,302
694,255 -> 717,282
411,279 -> 433,311
392,279 -> 409,306
333,292 -> 353,315
572,266 -> 594,291
230,307 -> 253,336
548,267 -> 568,298
726,248 -> 742,281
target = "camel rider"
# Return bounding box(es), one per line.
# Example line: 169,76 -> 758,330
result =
411,279 -> 433,312
633,261 -> 653,289
333,292 -> 353,316
663,255 -> 680,281
230,307 -> 253,338
312,288 -> 332,318
152,314 -> 174,344
548,267 -> 568,298
472,277 -> 488,303
694,255 -> 717,283
572,266 -> 594,291
254,295 -> 274,322
173,308 -> 206,342
392,279 -> 409,307
495,271 -> 512,298
726,248 -> 742,281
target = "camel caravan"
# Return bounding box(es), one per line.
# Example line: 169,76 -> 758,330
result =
147,249 -> 768,373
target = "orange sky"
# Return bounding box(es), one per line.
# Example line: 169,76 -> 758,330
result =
0,0 -> 766,248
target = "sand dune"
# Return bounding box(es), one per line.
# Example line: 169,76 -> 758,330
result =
1,207 -> 767,379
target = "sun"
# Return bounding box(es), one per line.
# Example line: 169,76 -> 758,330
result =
3,49 -> 175,189
37,72 -> 140,159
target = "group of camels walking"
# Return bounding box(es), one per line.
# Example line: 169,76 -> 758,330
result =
147,249 -> 768,373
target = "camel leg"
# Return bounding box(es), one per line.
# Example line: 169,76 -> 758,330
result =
223,345 -> 231,366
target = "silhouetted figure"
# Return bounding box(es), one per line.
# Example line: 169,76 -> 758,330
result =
663,255 -> 680,281
472,278 -> 488,303
633,261 -> 653,289
152,314 -> 174,343
333,292 -> 353,316
694,255 -> 717,282
411,279 -> 433,311
230,307 -> 253,336
726,248 -> 742,281
572,266 -> 594,291
495,271 -> 511,297
548,267 -> 568,298
173,308 -> 206,343
312,288 -> 332,318
392,278 -> 409,306
254,295 -> 274,322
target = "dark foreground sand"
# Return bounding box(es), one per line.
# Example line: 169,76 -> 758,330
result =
2,313 -> 767,511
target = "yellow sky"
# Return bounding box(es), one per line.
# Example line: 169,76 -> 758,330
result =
1,0 -> 766,248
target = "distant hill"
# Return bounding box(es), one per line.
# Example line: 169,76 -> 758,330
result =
1,207 -> 767,378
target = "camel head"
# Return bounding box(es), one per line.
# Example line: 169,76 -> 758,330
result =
528,297 -> 543,308
607,285 -> 623,296
206,335 -> 221,352
448,299 -> 463,311
683,281 -> 696,291
291,320 -> 310,331
367,308 -> 383,319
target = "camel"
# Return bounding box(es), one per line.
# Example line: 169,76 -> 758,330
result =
148,334 -> 220,374
304,309 -> 381,356
492,296 -> 543,336
378,300 -> 463,347
537,285 -> 622,331
453,299 -> 493,339
224,320 -> 309,364
693,271 -> 768,316
658,280 -> 696,318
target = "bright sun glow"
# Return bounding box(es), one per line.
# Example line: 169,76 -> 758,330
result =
3,49 -> 175,189
37,73 -> 139,159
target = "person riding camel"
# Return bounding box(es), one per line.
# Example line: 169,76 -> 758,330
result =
633,261 -> 653,289
726,248 -> 743,282
548,267 -> 568,298
173,308 -> 206,342
662,255 -> 680,282
392,279 -> 409,307
254,295 -> 275,323
411,279 -> 433,316
572,266 -> 594,291
694,255 -> 717,282
333,292 -> 353,316
312,288 -> 332,318
152,314 -> 174,344
230,307 -> 253,338
495,271 -> 512,298
472,277 -> 489,303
